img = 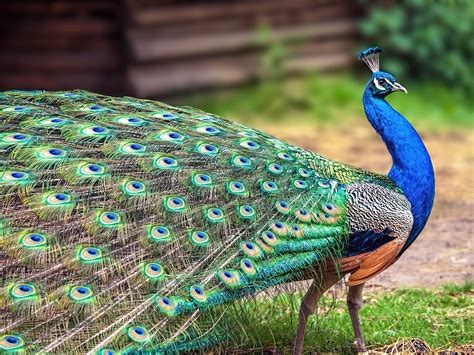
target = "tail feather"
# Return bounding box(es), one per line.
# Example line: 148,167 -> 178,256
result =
0,90 -> 351,353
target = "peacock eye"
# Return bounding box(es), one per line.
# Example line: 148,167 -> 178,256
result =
378,78 -> 386,85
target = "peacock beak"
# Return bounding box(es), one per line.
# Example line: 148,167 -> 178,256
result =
392,82 -> 408,94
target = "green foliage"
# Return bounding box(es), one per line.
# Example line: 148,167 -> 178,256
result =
256,24 -> 287,82
359,0 -> 474,93
232,282 -> 473,352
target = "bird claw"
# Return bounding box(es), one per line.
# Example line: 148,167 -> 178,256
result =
353,340 -> 367,353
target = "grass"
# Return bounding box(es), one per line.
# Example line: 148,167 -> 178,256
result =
182,72 -> 473,130
226,282 -> 473,353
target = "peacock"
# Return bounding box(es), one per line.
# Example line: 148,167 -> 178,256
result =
0,47 -> 434,354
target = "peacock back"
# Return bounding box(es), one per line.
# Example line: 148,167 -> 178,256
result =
0,90 -> 398,353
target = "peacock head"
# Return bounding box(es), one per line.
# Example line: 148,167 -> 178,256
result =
358,47 -> 407,98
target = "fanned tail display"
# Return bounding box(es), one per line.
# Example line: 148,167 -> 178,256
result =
0,90 -> 356,353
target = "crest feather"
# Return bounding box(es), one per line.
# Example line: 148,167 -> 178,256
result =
358,46 -> 383,73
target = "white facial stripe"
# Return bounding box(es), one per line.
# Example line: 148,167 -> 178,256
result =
385,79 -> 397,89
373,78 -> 385,90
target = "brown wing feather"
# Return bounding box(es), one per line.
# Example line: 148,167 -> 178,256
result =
343,240 -> 403,286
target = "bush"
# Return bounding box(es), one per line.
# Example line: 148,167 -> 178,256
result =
359,0 -> 474,93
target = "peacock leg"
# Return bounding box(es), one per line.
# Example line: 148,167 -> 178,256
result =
293,275 -> 338,355
347,283 -> 367,352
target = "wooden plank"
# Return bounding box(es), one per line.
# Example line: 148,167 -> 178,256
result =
128,54 -> 259,97
128,19 -> 356,62
128,0 -> 350,26
287,38 -> 356,58
285,52 -> 351,73
0,71 -> 124,94
0,1 -> 117,16
128,40 -> 353,97
1,35 -> 117,50
0,18 -> 117,37
0,50 -> 121,72
127,3 -> 351,38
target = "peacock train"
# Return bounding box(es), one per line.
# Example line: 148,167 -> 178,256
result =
0,48 -> 434,354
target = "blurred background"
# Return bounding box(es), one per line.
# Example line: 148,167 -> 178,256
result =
0,0 -> 472,288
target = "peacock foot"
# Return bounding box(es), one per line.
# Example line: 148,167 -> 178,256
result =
353,340 -> 367,353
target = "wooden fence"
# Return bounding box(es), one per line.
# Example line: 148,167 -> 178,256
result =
0,0 -> 361,97
0,1 -> 124,94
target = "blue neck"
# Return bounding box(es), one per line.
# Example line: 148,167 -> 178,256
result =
362,87 -> 435,253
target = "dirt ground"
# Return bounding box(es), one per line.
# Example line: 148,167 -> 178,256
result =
257,121 -> 473,290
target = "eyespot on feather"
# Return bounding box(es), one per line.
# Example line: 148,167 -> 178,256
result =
67,285 -> 94,303
276,151 -> 294,161
126,326 -> 150,343
19,232 -> 48,249
195,142 -> 219,156
240,241 -> 263,258
195,115 -> 216,122
196,125 -> 221,135
205,207 -> 225,223
38,147 -> 66,159
239,139 -> 260,150
77,246 -> 104,263
97,211 -> 123,228
121,179 -> 146,196
81,125 -> 110,136
297,167 -> 312,178
95,348 -> 117,355
79,163 -> 106,177
238,130 -> 256,137
149,111 -> 177,120
1,170 -> 32,185
114,116 -> 148,126
274,200 -> 290,214
231,155 -> 252,168
0,334 -> 25,351
266,162 -> 284,175
216,269 -> 241,289
240,258 -> 257,276
147,225 -> 172,242
260,180 -> 278,194
292,179 -> 309,190
9,283 -> 38,301
0,132 -> 32,145
142,262 -> 166,281
119,142 -> 146,155
295,209 -> 312,223
269,221 -> 288,236
189,285 -> 207,302
46,192 -> 72,205
260,231 -> 278,247
322,203 -> 342,216
189,230 -> 210,247
164,196 -> 186,213
226,181 -> 247,196
290,224 -> 304,238
156,130 -> 185,143
37,117 -> 70,127
237,205 -> 256,220
155,296 -> 177,316
191,173 -> 213,187
78,104 -> 109,113
153,155 -> 179,170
